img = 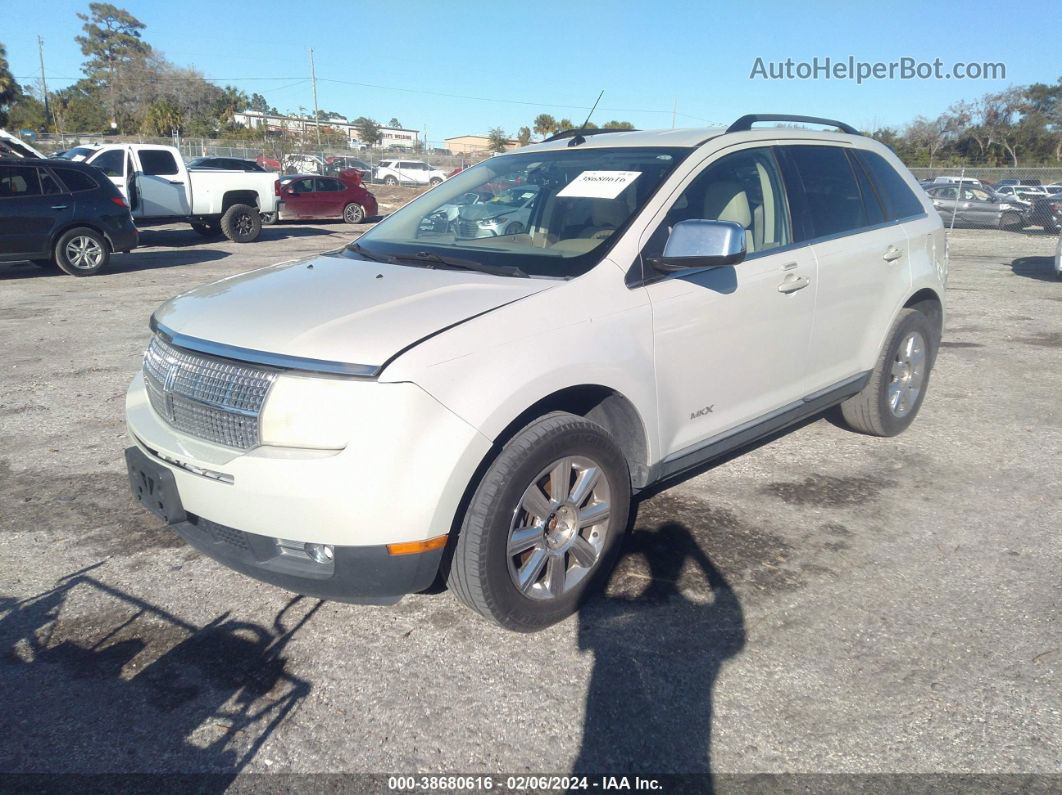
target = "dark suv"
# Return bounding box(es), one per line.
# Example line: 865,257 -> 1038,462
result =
0,159 -> 138,276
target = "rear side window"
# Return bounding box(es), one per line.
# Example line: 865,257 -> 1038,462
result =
784,146 -> 866,238
139,149 -> 180,176
54,168 -> 98,192
0,165 -> 42,196
39,170 -> 64,195
847,152 -> 886,226
854,150 -> 925,220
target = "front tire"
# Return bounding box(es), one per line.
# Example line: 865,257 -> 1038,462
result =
1000,211 -> 1023,231
840,309 -> 936,437
260,211 -> 278,226
219,204 -> 262,243
429,177 -> 443,187
54,227 -> 109,276
383,175 -> 398,186
448,413 -> 631,631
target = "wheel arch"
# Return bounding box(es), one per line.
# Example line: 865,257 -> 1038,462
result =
489,384 -> 651,490
49,221 -> 115,255
903,287 -> 943,350
221,190 -> 260,212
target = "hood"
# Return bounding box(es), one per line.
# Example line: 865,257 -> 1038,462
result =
458,203 -> 521,222
152,253 -> 552,372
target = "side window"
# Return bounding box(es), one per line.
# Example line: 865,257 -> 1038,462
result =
290,178 -> 315,193
643,147 -> 791,258
138,149 -> 180,176
967,188 -> 993,202
847,152 -> 886,226
53,168 -> 98,192
938,187 -> 959,200
317,178 -> 341,192
854,150 -> 925,220
90,149 -> 125,178
784,146 -> 866,238
39,170 -> 64,195
0,165 -> 42,196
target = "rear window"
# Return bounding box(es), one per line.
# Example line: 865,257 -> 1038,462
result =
854,150 -> 925,220
53,168 -> 98,192
139,149 -> 180,176
0,165 -> 41,196
785,146 -> 867,238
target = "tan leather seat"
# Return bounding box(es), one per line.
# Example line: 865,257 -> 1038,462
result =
702,181 -> 756,253
579,198 -> 626,238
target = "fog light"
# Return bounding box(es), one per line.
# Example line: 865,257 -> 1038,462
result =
304,543 -> 334,564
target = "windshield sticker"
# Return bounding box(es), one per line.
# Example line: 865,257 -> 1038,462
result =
557,170 -> 642,199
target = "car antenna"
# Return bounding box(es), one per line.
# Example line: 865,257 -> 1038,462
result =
569,91 -> 604,146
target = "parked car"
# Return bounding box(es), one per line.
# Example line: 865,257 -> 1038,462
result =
283,154 -> 325,175
256,155 -> 282,172
187,156 -> 266,172
997,178 -> 1043,187
925,184 -> 1026,229
124,114 -> 945,630
0,129 -> 47,159
1027,193 -> 1062,233
993,185 -> 1050,205
1041,184 -> 1062,195
275,173 -> 378,224
418,190 -> 491,232
454,184 -> 540,238
82,143 -> 279,242
0,158 -> 137,276
51,144 -> 103,162
931,176 -> 987,188
374,159 -> 447,187
324,156 -> 372,180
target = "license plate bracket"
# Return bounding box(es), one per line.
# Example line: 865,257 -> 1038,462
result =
125,446 -> 187,524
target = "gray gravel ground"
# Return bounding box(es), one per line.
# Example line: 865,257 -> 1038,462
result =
0,219 -> 1059,779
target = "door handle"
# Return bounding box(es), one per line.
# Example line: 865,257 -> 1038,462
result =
882,246 -> 904,262
50,205 -> 69,210
778,275 -> 810,294
167,180 -> 185,185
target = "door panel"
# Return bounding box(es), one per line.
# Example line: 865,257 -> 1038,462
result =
134,148 -> 191,217
0,165 -> 72,257
643,146 -> 817,459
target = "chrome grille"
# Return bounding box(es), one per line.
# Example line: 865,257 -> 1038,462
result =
143,335 -> 277,449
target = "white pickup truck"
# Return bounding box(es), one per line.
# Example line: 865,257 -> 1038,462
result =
82,143 -> 279,242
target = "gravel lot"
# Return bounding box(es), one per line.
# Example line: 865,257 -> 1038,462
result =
0,213 -> 1059,778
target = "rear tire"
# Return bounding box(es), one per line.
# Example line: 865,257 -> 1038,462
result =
429,177 -> 443,187
219,204 -> 262,243
343,203 -> 365,224
839,309 -> 935,437
447,412 -> 631,631
383,175 -> 398,186
54,227 -> 109,276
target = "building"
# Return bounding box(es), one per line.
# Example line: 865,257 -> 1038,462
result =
233,111 -> 421,150
445,134 -> 522,154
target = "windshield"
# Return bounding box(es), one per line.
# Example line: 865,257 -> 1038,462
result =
347,146 -> 689,278
58,147 -> 96,160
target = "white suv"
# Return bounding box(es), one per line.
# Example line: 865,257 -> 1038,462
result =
125,114 -> 946,631
374,159 -> 447,187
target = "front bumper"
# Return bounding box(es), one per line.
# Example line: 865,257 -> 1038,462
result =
126,446 -> 441,603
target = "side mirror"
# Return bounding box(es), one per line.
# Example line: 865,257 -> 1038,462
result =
648,219 -> 747,274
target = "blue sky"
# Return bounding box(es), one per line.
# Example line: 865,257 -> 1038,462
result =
3,0 -> 1059,142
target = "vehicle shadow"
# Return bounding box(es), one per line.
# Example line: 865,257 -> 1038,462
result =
0,563 -> 317,778
1011,255 -> 1059,282
574,507 -> 745,780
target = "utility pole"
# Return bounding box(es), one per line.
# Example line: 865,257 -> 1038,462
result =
37,35 -> 51,130
309,48 -> 322,149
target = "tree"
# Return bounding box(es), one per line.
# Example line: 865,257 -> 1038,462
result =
388,117 -> 402,128
249,92 -> 270,113
6,92 -> 47,132
601,120 -> 635,129
487,127 -> 509,152
141,98 -> 181,135
533,113 -> 557,138
0,42 -> 18,128
353,116 -> 382,146
218,85 -> 248,125
516,126 -> 532,147
76,3 -> 152,129
557,118 -> 574,131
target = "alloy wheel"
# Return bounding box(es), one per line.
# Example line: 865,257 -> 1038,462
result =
888,331 -> 927,417
65,236 -> 104,270
506,456 -> 611,601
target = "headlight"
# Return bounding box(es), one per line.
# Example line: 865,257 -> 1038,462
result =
259,374 -> 357,449
480,216 -> 506,227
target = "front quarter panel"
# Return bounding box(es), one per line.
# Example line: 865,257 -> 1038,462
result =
380,261 -> 660,463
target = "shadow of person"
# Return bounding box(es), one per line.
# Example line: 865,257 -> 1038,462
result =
573,519 -> 745,779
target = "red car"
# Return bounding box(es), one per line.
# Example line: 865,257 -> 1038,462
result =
274,172 -> 378,224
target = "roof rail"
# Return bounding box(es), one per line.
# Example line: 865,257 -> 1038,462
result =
542,127 -> 638,143
726,114 -> 860,136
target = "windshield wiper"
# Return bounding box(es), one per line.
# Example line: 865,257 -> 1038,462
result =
346,241 -> 393,263
394,251 -> 528,278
